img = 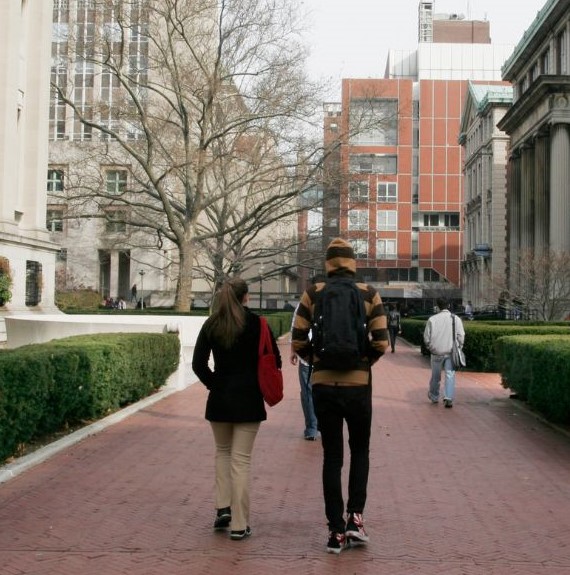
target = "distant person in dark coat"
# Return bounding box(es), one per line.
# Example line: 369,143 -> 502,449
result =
192,277 -> 281,541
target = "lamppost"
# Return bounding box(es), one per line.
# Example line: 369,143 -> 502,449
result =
258,263 -> 265,311
138,269 -> 145,309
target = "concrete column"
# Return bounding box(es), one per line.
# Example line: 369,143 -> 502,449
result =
110,251 -> 119,298
507,152 -> 521,289
549,124 -> 570,251
534,134 -> 550,254
520,144 -> 534,251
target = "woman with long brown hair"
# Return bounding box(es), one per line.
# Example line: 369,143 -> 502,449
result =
192,277 -> 281,540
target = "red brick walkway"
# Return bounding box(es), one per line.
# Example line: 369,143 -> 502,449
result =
1,339 -> 570,574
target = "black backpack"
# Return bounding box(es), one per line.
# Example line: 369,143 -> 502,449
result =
312,277 -> 367,370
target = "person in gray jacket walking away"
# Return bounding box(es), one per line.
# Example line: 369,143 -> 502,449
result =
423,298 -> 465,408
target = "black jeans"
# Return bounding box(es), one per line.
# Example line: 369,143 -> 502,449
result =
312,383 -> 372,533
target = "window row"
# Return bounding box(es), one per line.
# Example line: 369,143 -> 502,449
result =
348,210 -> 460,232
349,99 -> 398,146
47,207 -> 128,234
349,154 -> 397,175
47,168 -> 128,194
350,239 -> 398,260
515,26 -> 568,101
349,182 -> 397,203
421,212 -> 460,229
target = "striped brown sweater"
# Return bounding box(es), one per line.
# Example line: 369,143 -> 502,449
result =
291,276 -> 389,385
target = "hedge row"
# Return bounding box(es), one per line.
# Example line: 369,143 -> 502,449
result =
495,335 -> 570,424
0,333 -> 180,464
401,318 -> 570,372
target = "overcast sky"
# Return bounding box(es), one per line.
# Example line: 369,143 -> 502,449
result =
302,0 -> 548,98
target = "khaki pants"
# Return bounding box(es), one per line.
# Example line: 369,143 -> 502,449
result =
210,421 -> 260,531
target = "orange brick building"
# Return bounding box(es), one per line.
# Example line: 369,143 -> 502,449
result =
317,7 -> 514,309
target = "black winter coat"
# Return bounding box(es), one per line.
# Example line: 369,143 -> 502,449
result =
192,308 -> 281,422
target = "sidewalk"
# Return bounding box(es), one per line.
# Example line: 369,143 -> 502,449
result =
1,339 -> 570,574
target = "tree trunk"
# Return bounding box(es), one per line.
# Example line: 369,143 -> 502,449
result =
174,239 -> 195,312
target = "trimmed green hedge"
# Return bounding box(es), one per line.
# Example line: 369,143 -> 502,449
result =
495,335 -> 570,424
401,318 -> 570,372
0,333 -> 180,464
263,312 -> 293,338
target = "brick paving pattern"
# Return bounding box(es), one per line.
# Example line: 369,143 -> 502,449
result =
1,339 -> 570,574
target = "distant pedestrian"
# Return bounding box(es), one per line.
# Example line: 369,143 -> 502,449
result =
291,238 -> 389,554
192,278 -> 281,541
131,284 -> 137,303
387,304 -> 401,353
465,300 -> 473,319
289,301 -> 318,441
423,297 -> 465,408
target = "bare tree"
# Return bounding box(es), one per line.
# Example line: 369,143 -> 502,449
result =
507,249 -> 570,320
52,0 -> 329,311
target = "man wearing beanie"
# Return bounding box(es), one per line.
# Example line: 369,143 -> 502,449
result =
291,237 -> 389,553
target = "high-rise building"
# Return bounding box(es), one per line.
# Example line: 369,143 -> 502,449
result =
324,2 -> 513,310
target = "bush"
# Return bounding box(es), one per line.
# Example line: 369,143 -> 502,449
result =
496,335 -> 570,424
56,289 -> 102,311
401,318 -> 570,372
0,332 -> 180,463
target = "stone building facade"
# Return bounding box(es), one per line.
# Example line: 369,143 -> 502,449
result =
459,82 -> 512,309
48,0 -> 292,308
497,0 -> 570,297
0,0 -> 59,340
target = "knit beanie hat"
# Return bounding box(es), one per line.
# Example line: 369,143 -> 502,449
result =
325,238 -> 356,276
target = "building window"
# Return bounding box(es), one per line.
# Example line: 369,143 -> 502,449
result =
25,261 -> 42,307
376,239 -> 397,260
47,169 -> 64,193
377,210 -> 398,231
530,61 -> 540,82
388,268 -> 418,282
378,182 -> 397,202
349,99 -> 398,146
444,213 -> 460,229
348,182 -> 369,202
541,49 -> 550,74
105,209 -> 127,233
423,213 -> 439,227
351,239 -> 368,259
105,169 -> 128,194
348,209 -> 369,231
412,183 -> 419,204
424,268 -> 440,282
557,29 -> 568,75
422,212 -> 460,229
47,208 -> 64,232
349,154 -> 397,174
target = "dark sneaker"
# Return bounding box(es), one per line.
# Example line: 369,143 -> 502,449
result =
326,531 -> 346,554
213,507 -> 231,530
444,399 -> 453,408
304,435 -> 318,441
230,526 -> 252,540
346,513 -> 369,545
